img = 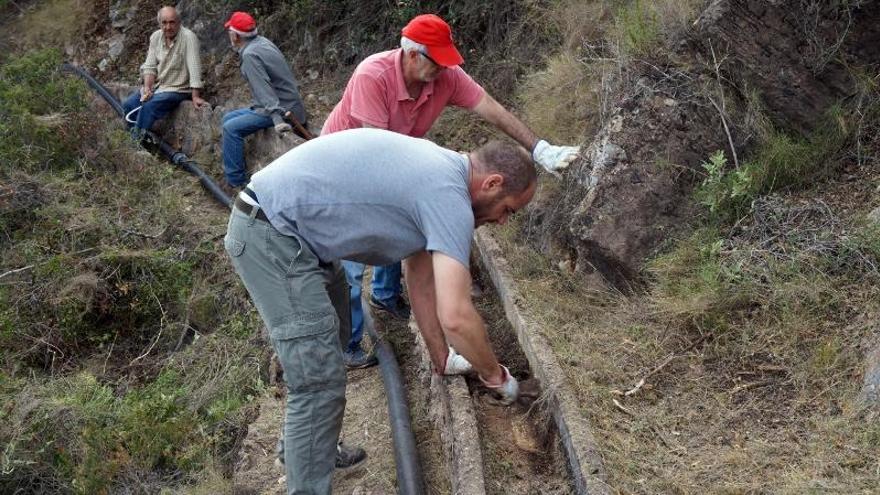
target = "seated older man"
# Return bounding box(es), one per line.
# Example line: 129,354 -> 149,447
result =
122,5 -> 206,140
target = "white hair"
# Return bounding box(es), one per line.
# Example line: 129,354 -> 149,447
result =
157,6 -> 179,24
400,36 -> 426,54
230,27 -> 258,38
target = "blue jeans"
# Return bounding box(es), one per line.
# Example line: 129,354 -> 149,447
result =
122,89 -> 189,131
342,260 -> 401,352
222,108 -> 274,187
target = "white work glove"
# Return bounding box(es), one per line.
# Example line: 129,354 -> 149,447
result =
480,365 -> 519,405
443,346 -> 473,375
274,122 -> 292,134
532,139 -> 580,174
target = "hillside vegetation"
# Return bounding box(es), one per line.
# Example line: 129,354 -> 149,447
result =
1,0 -> 879,493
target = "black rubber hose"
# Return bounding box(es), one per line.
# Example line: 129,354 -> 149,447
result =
154,140 -> 231,206
65,62 -> 426,493
362,294 -> 425,495
61,63 -> 125,118
60,63 -> 231,207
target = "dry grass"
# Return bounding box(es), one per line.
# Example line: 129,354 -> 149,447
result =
518,52 -> 601,144
488,177 -> 880,491
0,53 -> 268,491
10,0 -> 90,51
515,0 -> 705,148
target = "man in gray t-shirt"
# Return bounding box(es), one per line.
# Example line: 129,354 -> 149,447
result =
224,128 -> 535,494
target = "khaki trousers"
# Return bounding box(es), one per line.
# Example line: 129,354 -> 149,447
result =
225,206 -> 350,495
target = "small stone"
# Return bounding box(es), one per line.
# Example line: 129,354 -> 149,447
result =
108,33 -> 126,60
868,206 -> 880,226
609,115 -> 624,133
98,59 -> 109,72
664,98 -> 676,107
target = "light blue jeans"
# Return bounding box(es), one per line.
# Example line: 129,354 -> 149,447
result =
225,205 -> 350,494
342,260 -> 401,352
221,108 -> 274,187
121,89 -> 188,131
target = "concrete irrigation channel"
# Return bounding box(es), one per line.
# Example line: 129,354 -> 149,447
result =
397,230 -> 611,495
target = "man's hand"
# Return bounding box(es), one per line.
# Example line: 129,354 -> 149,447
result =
140,86 -> 154,102
443,346 -> 473,375
480,365 -> 519,405
532,139 -> 580,174
191,95 -> 208,109
274,122 -> 292,134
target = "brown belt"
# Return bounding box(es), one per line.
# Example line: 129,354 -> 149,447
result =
234,194 -> 269,222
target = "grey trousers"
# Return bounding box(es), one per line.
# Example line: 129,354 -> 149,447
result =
225,206 -> 350,495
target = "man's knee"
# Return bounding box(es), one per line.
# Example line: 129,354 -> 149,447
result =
122,91 -> 140,112
221,117 -> 245,139
221,119 -> 234,137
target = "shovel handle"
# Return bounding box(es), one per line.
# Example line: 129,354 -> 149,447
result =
283,111 -> 315,140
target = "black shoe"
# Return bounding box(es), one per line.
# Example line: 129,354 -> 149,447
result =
368,295 -> 411,320
344,347 -> 378,369
335,442 -> 367,471
276,439 -> 367,471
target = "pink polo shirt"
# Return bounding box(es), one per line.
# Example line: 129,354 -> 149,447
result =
322,49 -> 484,137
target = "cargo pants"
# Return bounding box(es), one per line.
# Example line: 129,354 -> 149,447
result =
224,205 -> 350,495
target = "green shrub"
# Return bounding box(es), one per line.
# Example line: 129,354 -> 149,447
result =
0,49 -> 88,173
696,109 -> 850,222
1,339 -> 263,493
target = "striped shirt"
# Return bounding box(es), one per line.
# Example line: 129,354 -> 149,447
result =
140,26 -> 203,93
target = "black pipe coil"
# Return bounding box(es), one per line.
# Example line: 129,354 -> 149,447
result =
64,62 -> 426,493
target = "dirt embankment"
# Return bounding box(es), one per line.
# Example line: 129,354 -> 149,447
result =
527,0 -> 880,291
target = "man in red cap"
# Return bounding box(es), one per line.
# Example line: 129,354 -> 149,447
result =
322,13 -> 580,372
220,11 -> 308,195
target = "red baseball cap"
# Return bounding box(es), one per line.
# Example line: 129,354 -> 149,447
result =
225,11 -> 256,33
401,14 -> 464,67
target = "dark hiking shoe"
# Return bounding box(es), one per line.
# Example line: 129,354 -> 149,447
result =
335,442 -> 367,471
275,439 -> 367,471
344,347 -> 378,370
368,295 -> 411,320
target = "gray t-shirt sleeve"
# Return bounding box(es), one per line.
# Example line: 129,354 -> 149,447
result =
417,197 -> 474,268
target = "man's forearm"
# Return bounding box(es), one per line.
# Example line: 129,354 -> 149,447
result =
442,307 -> 503,383
143,73 -> 156,92
431,253 -> 504,383
473,93 -> 538,151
